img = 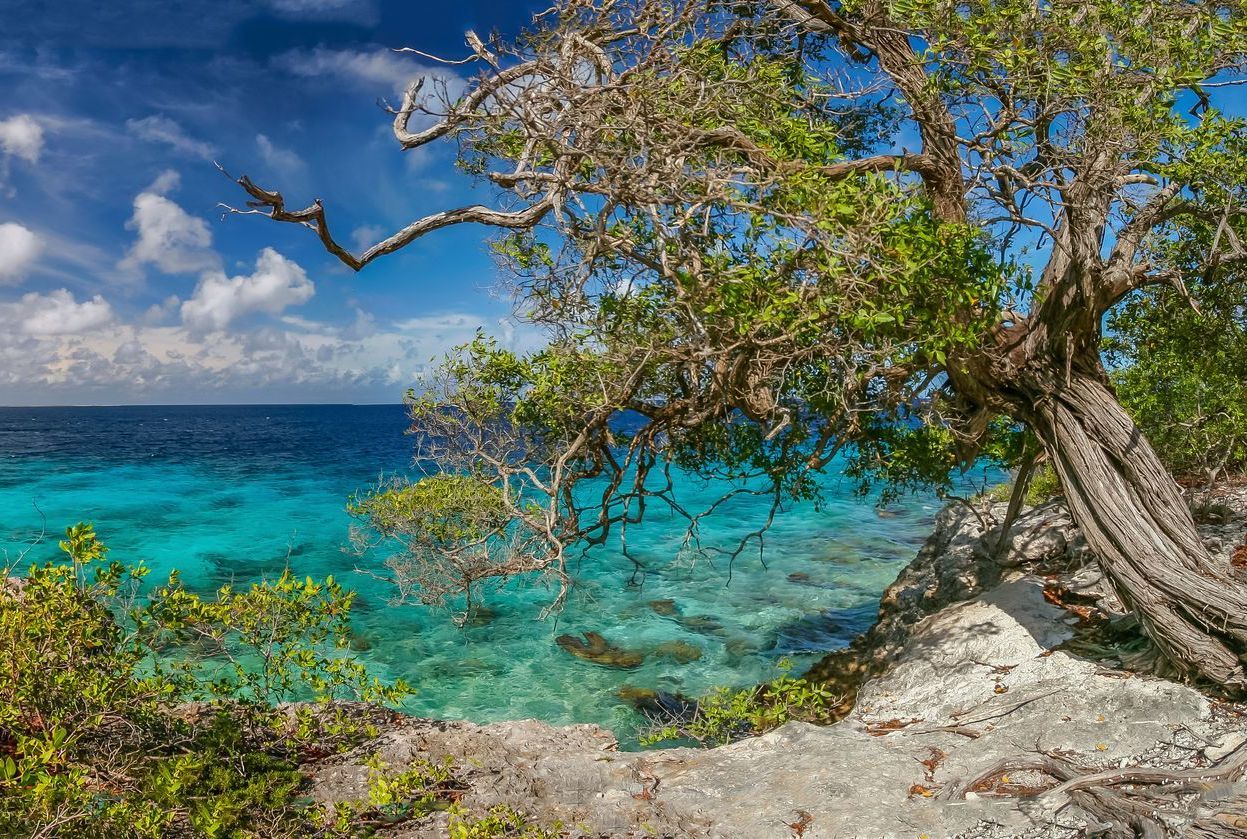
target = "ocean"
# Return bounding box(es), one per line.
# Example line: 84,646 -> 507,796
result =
0,404 -> 978,741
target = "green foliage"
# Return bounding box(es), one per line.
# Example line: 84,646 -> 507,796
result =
1107,270 -> 1247,483
0,523 -> 412,838
984,463 -> 1062,507
639,658 -> 840,748
350,474 -> 510,547
138,714 -> 310,839
144,568 -> 410,707
446,804 -> 561,839
364,754 -> 459,820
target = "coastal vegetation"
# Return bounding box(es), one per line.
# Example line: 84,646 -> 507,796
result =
0,524 -> 547,837
236,0 -> 1247,689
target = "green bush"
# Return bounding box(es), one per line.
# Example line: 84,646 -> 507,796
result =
1106,268 -> 1247,484
983,462 -> 1062,507
446,804 -> 561,839
0,522 -> 410,838
639,658 -> 840,747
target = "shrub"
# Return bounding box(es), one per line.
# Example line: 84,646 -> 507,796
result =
639,658 -> 840,748
1106,273 -> 1247,485
983,462 -> 1062,507
0,522 -> 410,838
446,804 -> 561,839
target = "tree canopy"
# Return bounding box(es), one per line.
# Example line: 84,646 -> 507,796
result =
236,0 -> 1247,686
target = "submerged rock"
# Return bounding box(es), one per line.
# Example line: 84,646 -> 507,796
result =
347,632 -> 372,652
724,637 -> 761,659
654,640 -> 702,664
556,631 -> 645,669
463,605 -> 496,627
647,598 -> 680,616
615,685 -> 697,719
677,615 -> 727,637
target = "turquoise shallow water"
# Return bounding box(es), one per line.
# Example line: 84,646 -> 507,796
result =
0,405 -> 982,741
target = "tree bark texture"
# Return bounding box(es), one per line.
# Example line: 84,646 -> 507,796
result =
1020,370 -> 1247,690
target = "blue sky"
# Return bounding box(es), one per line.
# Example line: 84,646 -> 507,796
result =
0,0 -> 546,405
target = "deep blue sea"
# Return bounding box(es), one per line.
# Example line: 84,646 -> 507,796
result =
0,405 -> 977,741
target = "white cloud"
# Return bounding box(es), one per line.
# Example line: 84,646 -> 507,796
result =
14,288 -> 113,335
0,115 -> 43,163
256,133 -> 304,175
0,302 -> 543,404
275,47 -> 457,95
268,0 -> 375,20
147,169 -> 182,195
142,295 -> 180,325
350,224 -> 385,251
0,222 -> 43,284
126,115 -> 218,160
181,248 -> 315,332
392,313 -> 486,332
120,172 -> 219,275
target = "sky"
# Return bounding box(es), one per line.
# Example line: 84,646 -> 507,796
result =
0,0 -> 548,405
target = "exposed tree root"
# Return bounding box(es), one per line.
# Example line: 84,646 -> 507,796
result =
1185,794 -> 1247,838
949,740 -> 1247,836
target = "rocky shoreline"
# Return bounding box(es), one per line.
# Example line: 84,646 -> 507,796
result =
305,491 -> 1247,837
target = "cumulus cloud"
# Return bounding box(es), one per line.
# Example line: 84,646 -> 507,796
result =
181,248 -> 315,332
0,222 -> 44,284
142,294 -> 180,325
126,115 -> 218,160
120,171 -> 219,275
0,301 -> 541,404
0,114 -> 43,163
12,288 -> 113,335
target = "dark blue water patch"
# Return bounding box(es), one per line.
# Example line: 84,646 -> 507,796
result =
0,404 -> 413,471
770,601 -> 881,655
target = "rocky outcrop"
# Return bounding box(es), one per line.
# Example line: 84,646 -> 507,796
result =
304,491 -> 1247,838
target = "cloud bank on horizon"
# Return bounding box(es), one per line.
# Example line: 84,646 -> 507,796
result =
0,0 -> 545,405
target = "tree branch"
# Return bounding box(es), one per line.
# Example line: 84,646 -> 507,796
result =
221,172 -> 556,272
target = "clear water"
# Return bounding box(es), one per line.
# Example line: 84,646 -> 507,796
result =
0,405 -> 980,741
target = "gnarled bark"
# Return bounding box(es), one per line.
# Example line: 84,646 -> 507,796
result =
1020,369 -> 1247,689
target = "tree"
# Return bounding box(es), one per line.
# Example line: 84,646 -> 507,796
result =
231,0 -> 1247,688
1107,238 -> 1247,489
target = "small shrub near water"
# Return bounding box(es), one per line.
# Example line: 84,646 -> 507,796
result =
639,658 -> 841,748
446,804 -> 562,839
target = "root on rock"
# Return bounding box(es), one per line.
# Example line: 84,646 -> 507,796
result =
948,740 -> 1247,837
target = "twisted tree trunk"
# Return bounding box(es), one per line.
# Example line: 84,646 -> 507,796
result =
1020,369 -> 1247,689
